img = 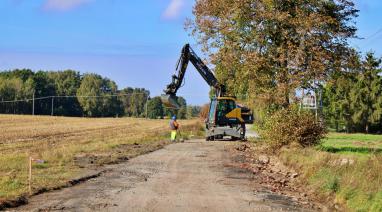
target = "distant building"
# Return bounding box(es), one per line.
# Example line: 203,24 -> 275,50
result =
302,92 -> 317,109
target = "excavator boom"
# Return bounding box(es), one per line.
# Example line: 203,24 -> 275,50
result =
161,44 -> 224,109
162,43 -> 253,140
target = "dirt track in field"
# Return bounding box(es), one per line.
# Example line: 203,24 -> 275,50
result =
14,140 -> 310,212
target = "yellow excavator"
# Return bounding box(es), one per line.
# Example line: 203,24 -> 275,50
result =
161,44 -> 253,141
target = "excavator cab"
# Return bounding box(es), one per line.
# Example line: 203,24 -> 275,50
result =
208,97 -> 254,125
205,97 -> 253,141
208,98 -> 239,125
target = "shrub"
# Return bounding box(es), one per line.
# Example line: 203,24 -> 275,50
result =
259,107 -> 326,151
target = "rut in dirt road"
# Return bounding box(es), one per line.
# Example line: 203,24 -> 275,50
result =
15,140 -> 308,212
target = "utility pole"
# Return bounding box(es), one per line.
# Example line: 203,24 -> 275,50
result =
315,91 -> 318,122
51,97 -> 54,116
145,95 -> 149,119
32,92 -> 35,116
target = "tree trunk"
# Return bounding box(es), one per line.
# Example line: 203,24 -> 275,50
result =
283,91 -> 290,108
282,55 -> 290,108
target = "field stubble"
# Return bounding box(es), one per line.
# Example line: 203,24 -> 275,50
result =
0,115 -> 202,205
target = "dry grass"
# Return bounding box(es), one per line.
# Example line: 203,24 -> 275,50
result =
0,115 -> 202,203
279,148 -> 382,211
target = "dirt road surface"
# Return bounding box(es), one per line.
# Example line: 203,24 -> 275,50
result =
14,140 -> 307,212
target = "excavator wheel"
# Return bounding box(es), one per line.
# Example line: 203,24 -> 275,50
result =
206,136 -> 214,141
215,135 -> 223,140
240,136 -> 247,142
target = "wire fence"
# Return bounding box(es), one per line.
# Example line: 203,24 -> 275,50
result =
0,92 -> 212,118
0,93 -> 210,104
0,93 -> 148,103
0,92 -> 150,117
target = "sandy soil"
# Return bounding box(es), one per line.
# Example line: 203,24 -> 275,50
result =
14,140 -> 311,212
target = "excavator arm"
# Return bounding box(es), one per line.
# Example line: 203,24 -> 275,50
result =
162,44 -> 225,109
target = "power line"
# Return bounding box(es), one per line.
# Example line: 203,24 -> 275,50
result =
0,96 -> 51,103
0,92 -> 213,104
357,27 -> 382,48
364,27 -> 382,41
0,92 -> 149,104
0,92 -> 151,118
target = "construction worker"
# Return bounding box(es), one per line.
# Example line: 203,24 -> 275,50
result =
169,115 -> 179,142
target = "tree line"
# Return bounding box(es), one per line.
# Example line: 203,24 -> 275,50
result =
0,69 -> 199,119
323,52 -> 382,133
146,96 -> 201,119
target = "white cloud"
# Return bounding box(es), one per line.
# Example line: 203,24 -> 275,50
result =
162,0 -> 184,20
43,0 -> 92,12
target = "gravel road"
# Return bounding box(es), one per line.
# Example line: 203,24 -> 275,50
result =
15,140 -> 306,212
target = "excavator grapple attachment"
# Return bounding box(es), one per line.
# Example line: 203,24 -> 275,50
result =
161,94 -> 180,109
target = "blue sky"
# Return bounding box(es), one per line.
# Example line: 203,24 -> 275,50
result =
0,0 -> 381,105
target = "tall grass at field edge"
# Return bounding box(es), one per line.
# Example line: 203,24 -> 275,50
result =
279,148 -> 382,211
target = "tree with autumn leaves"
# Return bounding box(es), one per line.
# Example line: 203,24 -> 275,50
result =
188,0 -> 358,109
188,0 -> 382,134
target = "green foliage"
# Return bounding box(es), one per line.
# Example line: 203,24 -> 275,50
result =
176,96 -> 187,119
162,96 -> 188,119
0,70 -> 193,119
147,97 -> 164,119
326,176 -> 340,193
0,69 -> 149,118
0,70 -> 35,114
77,73 -> 121,117
370,192 -> 382,212
120,87 -> 150,117
320,132 -> 382,154
350,52 -> 382,133
259,107 -> 326,150
47,70 -> 82,116
323,52 -> 382,133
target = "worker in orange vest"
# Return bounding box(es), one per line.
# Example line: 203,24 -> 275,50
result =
169,115 -> 179,142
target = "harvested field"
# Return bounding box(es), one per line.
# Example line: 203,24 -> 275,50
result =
0,115 -> 202,204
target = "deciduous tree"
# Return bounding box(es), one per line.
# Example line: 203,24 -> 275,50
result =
147,97 -> 164,119
188,0 -> 358,108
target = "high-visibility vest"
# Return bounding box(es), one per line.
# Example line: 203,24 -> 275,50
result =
170,120 -> 179,130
